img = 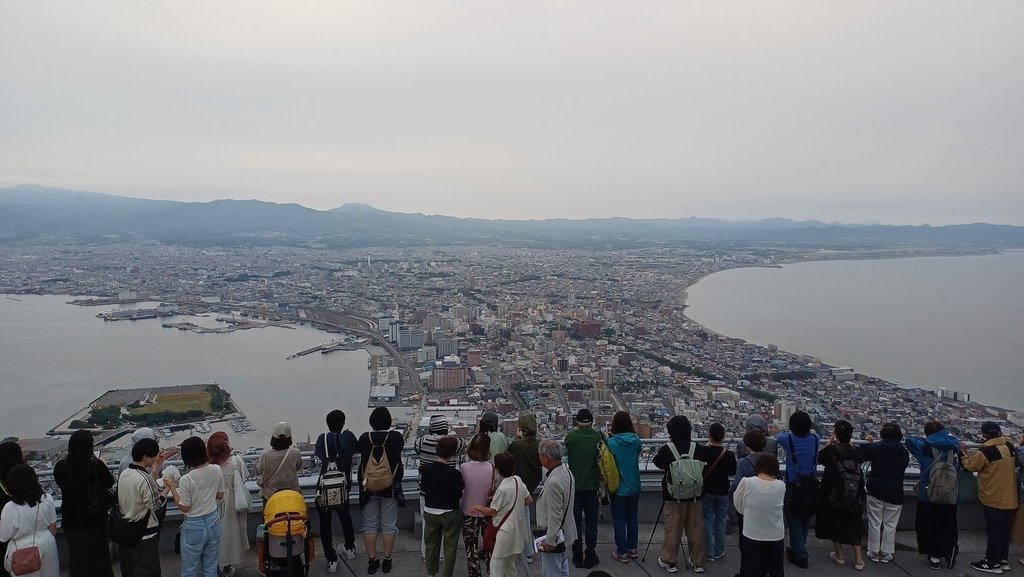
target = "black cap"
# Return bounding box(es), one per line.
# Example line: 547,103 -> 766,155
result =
575,408 -> 594,424
980,421 -> 1002,437
481,411 -> 499,427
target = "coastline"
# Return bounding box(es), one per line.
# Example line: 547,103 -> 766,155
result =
676,251 -> 1022,413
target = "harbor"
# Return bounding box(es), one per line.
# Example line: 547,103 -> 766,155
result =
285,335 -> 369,359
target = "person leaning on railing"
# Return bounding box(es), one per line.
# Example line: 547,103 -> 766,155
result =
906,421 -> 961,570
860,422 -> 910,565
960,421 -> 1018,574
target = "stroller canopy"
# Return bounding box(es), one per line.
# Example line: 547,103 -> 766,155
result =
263,489 -> 308,537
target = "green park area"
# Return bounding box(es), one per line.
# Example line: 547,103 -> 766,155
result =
71,384 -> 232,429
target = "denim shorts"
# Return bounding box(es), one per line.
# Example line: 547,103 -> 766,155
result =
362,496 -> 399,535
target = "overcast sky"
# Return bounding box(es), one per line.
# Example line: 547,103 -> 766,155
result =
2,2 -> 1022,224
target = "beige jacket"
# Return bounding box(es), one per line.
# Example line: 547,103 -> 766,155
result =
962,436 -> 1019,510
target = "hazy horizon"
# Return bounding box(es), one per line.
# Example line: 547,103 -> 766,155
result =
3,2 -> 1022,225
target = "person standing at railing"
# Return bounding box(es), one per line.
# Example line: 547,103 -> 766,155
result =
421,436 -> 465,577
314,410 -> 358,573
53,430 -> 116,577
652,414 -> 710,573
0,464 -> 59,577
116,438 -> 167,577
536,439 -> 576,577
414,414 -> 465,561
206,432 -> 250,577
702,423 -> 737,564
480,412 -> 509,464
606,411 -> 643,566
357,406 -> 404,575
459,434 -> 494,577
906,421 -> 961,570
860,422 -> 910,565
730,430 -> 767,577
564,408 -> 602,569
815,420 -> 865,570
255,423 -> 302,502
960,421 -> 1018,574
733,454 -> 786,577
0,441 -> 26,577
1011,435 -> 1024,569
736,415 -> 778,461
471,453 -> 530,577
508,412 -> 543,565
165,436 -> 224,577
775,411 -> 819,570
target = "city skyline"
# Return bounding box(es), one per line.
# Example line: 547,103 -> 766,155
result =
2,2 -> 1023,225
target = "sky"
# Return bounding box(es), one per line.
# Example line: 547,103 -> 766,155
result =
1,1 -> 1022,225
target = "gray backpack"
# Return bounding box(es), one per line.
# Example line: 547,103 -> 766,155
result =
925,445 -> 958,505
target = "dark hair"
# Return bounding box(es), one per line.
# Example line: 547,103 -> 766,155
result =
585,571 -> 614,577
270,435 -> 292,451
880,422 -> 902,441
924,421 -> 945,436
369,407 -> 392,431
834,420 -> 853,443
666,415 -> 691,443
207,432 -> 231,465
708,423 -> 725,443
467,434 -> 491,462
494,452 -> 516,477
0,442 -> 24,479
132,438 -> 160,462
66,428 -> 95,479
7,464 -> 44,507
326,410 -> 346,432
743,430 -> 767,453
754,453 -> 780,477
610,411 -> 635,435
180,436 -> 209,468
436,436 -> 458,460
789,411 -> 813,437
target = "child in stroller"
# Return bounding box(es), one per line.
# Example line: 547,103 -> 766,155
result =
258,489 -> 316,577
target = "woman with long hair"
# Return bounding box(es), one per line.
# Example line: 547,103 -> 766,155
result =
53,430 -> 116,577
0,441 -> 25,577
166,437 -> 225,577
207,432 -> 250,577
606,411 -> 642,564
0,464 -> 59,577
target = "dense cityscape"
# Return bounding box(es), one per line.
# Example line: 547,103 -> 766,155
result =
1,241 -> 1018,463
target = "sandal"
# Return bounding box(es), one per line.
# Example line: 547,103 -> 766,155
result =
829,552 -> 846,566
853,561 -> 865,571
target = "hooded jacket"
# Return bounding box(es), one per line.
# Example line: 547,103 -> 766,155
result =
735,414 -> 780,459
508,413 -> 543,493
906,428 -> 960,503
962,436 -> 1018,510
607,431 -> 643,497
860,438 -> 911,505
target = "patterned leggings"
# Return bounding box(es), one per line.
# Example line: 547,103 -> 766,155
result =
461,515 -> 488,577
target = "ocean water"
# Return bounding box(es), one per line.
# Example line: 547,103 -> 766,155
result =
0,295 -> 378,441
685,251 -> 1024,411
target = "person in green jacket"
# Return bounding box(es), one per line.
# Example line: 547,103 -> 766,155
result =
564,408 -> 602,569
508,412 -> 542,563
481,411 -> 510,463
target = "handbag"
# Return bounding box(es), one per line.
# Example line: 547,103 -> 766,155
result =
10,505 -> 41,576
233,457 -> 252,513
482,478 -> 518,554
107,471 -> 155,547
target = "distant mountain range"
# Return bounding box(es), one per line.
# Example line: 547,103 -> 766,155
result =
2,184 -> 1023,249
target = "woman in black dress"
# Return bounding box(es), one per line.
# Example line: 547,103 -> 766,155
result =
53,430 -> 116,577
0,441 -> 24,577
815,419 -> 865,570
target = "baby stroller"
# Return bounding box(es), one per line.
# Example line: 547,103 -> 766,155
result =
258,489 -> 316,577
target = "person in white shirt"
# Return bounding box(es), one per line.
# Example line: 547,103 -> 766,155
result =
733,454 -> 787,577
116,438 -> 167,577
166,437 -> 225,577
0,465 -> 58,577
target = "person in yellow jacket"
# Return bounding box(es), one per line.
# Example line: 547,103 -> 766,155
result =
960,421 -> 1018,574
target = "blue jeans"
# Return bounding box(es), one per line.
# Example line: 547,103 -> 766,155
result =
540,549 -> 569,577
783,486 -> 811,562
180,510 -> 221,577
982,506 -> 1013,563
572,490 -> 599,557
702,494 -> 729,559
609,493 -> 640,555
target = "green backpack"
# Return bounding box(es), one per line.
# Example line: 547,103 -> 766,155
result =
666,443 -> 705,500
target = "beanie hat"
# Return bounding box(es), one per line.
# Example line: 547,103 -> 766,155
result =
429,414 -> 449,434
980,421 -> 1002,437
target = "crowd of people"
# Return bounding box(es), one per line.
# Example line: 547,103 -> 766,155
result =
0,407 -> 1022,577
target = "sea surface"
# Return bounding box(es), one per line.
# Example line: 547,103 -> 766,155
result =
685,251 -> 1024,411
0,295 -> 379,442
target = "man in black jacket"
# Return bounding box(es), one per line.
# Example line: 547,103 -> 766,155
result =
861,423 -> 910,563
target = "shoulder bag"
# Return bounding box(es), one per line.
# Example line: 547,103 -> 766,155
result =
703,445 -> 729,481
233,456 -> 252,513
107,470 -> 154,547
10,505 -> 41,576
482,478 -> 519,554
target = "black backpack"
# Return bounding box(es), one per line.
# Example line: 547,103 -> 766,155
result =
786,434 -> 820,516
833,457 -> 863,507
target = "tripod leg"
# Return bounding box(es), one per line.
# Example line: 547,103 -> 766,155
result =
642,500 -> 666,563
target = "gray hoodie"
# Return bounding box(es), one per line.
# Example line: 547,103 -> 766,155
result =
735,415 -> 779,459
